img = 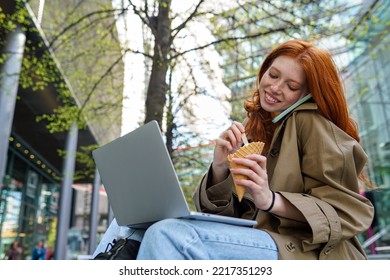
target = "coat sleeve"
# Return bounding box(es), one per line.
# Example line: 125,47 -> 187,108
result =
192,164 -> 257,220
276,111 -> 374,251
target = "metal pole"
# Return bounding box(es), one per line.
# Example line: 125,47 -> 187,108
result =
88,168 -> 100,255
54,123 -> 78,260
0,26 -> 26,186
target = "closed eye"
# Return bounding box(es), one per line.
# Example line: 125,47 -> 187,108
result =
269,72 -> 278,79
288,85 -> 299,91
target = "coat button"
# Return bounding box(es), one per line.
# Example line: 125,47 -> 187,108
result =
285,242 -> 296,252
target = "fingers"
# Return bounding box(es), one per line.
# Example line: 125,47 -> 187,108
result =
229,155 -> 272,210
231,154 -> 266,171
215,137 -> 233,152
230,121 -> 246,140
230,155 -> 268,184
218,121 -> 246,151
213,121 -> 246,169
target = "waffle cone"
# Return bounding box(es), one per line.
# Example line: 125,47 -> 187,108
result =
227,141 -> 265,202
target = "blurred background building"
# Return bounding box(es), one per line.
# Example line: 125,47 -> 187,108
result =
343,0 -> 390,256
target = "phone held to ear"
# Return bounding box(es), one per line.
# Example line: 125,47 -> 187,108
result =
272,94 -> 312,123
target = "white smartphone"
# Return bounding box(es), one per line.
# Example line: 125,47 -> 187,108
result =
272,94 -> 313,123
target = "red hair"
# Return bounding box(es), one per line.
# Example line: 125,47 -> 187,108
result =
244,39 -> 359,152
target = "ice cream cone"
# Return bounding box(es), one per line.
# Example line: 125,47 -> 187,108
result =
227,141 -> 265,202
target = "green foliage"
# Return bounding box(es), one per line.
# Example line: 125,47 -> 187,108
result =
1,0 -> 123,134
1,1 -> 124,182
0,2 -> 81,130
348,0 -> 389,48
40,2 -> 124,144
58,144 -> 100,181
36,105 -> 87,133
0,3 -> 28,31
19,51 -> 59,91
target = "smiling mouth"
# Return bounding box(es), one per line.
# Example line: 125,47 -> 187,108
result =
264,92 -> 279,104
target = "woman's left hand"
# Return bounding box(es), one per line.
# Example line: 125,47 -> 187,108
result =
229,154 -> 274,210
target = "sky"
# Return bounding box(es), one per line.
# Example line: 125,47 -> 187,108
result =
113,0 -> 233,144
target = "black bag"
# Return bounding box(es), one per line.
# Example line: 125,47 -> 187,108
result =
93,238 -> 141,260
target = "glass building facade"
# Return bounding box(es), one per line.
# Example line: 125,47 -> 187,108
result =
343,0 -> 390,256
0,134 -> 60,259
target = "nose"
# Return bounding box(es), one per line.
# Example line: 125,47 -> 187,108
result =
270,81 -> 283,94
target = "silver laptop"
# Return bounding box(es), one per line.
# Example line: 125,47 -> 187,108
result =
92,120 -> 257,228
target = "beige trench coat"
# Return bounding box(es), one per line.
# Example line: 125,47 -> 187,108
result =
193,102 -> 374,259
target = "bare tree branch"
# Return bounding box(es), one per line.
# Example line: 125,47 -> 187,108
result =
128,0 -> 157,37
48,8 -> 126,48
171,0 -> 206,41
77,53 -> 124,118
170,26 -> 288,60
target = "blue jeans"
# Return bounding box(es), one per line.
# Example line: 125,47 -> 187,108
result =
93,218 -> 278,260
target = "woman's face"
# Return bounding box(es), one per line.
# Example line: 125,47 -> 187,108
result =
259,55 -> 308,113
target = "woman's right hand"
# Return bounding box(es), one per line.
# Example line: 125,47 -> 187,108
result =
211,121 -> 246,183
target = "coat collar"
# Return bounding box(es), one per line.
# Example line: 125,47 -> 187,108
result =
270,102 -> 318,149
273,102 -> 318,125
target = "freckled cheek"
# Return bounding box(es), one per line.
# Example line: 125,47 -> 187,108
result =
259,76 -> 274,90
288,95 -> 303,104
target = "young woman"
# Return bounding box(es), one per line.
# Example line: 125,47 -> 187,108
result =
93,39 -> 374,260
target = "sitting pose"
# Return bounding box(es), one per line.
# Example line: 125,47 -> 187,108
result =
93,39 -> 374,260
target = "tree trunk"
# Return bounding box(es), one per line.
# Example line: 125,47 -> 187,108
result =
144,0 -> 172,129
165,63 -> 175,158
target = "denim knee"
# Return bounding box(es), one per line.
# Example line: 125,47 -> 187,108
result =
142,218 -> 189,243
137,218 -> 203,259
